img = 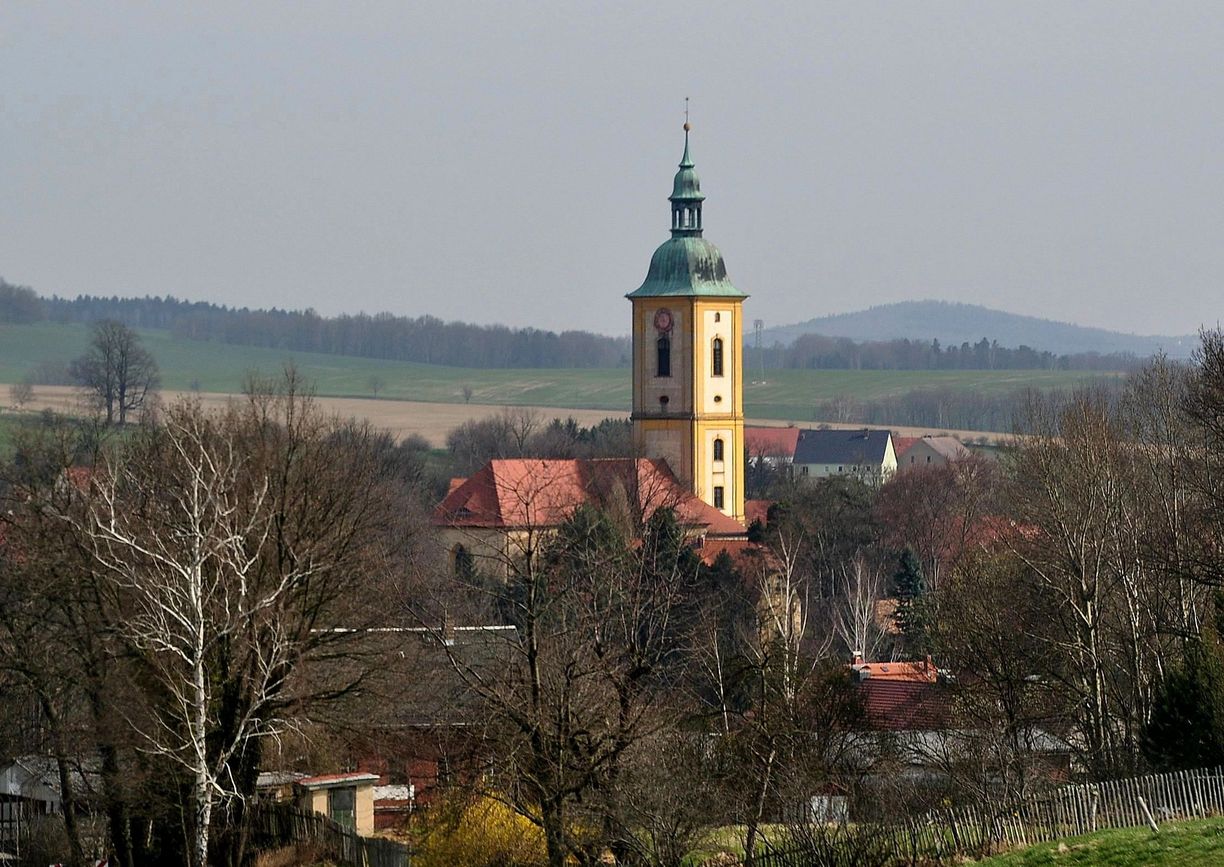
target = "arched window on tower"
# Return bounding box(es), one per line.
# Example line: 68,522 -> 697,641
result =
713,437 -> 724,461
712,337 -> 724,377
657,335 -> 671,377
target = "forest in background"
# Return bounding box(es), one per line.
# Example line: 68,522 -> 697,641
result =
1,279 -> 1145,373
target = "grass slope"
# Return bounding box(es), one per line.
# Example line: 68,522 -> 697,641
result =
971,818 -> 1224,866
0,322 -> 1115,421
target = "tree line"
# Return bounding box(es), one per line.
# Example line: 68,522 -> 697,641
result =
811,381 -> 1127,434
0,279 -> 631,369
3,278 -> 1143,373
761,333 -> 1139,372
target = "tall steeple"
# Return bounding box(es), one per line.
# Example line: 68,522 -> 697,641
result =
670,122 -> 705,237
627,119 -> 749,526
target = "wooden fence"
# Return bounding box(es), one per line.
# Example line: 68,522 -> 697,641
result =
744,765 -> 1224,867
248,801 -> 410,867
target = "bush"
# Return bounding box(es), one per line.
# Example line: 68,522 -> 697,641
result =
414,795 -> 546,867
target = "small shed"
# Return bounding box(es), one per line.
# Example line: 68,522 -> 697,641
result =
255,770 -> 306,803
0,756 -> 100,847
295,772 -> 379,836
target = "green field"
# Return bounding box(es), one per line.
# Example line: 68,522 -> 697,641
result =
970,818 -> 1224,865
0,322 -> 1118,422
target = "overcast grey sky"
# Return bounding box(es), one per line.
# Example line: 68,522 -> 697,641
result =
3,2 -> 1222,337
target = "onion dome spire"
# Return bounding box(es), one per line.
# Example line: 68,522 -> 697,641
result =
627,118 -> 747,300
670,120 -> 704,237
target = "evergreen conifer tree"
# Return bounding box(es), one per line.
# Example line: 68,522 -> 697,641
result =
1143,597 -> 1224,769
893,547 -> 931,658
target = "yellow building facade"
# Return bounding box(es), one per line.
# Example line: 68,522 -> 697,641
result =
628,126 -> 748,524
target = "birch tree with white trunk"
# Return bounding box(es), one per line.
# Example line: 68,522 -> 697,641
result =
55,381 -> 403,867
74,406 -> 294,867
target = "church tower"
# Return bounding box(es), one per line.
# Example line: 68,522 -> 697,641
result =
628,123 -> 747,524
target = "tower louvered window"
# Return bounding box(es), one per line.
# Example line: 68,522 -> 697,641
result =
712,338 -> 724,377
657,335 -> 671,377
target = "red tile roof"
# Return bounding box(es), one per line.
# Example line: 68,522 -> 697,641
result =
744,499 -> 772,527
699,538 -> 766,568
891,436 -> 919,459
433,458 -> 745,536
859,679 -> 949,731
852,658 -> 938,683
744,426 -> 801,459
851,658 -> 947,730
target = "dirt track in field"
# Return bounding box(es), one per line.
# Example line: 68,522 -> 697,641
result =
4,385 -> 1013,447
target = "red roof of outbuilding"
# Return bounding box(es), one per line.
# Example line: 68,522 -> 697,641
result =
852,658 -> 938,683
859,679 -> 949,731
891,436 -> 919,459
433,458 -> 745,536
851,658 -> 948,730
744,426 -> 801,459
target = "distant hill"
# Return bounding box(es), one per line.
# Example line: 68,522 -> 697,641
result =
762,301 -> 1199,359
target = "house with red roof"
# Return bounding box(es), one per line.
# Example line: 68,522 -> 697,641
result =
847,656 -> 1072,795
433,457 -> 748,577
744,425 -> 801,466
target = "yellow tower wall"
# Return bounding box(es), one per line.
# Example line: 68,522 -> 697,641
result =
630,296 -> 745,524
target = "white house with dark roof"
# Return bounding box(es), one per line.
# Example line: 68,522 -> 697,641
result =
792,428 -> 897,486
0,756 -> 101,849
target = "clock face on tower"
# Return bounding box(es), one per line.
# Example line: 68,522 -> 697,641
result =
653,308 -> 673,332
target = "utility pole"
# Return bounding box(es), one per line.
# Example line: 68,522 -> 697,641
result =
753,318 -> 765,384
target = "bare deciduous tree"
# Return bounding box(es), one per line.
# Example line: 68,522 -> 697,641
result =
418,467 -> 702,867
9,378 -> 33,409
70,320 -> 160,425
4,378 -> 406,867
74,406 -> 291,867
832,554 -> 887,663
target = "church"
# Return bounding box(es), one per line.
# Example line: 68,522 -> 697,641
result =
434,125 -> 755,573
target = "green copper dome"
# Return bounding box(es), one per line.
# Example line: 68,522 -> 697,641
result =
671,167 -> 704,201
628,237 -> 745,298
627,126 -> 747,300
